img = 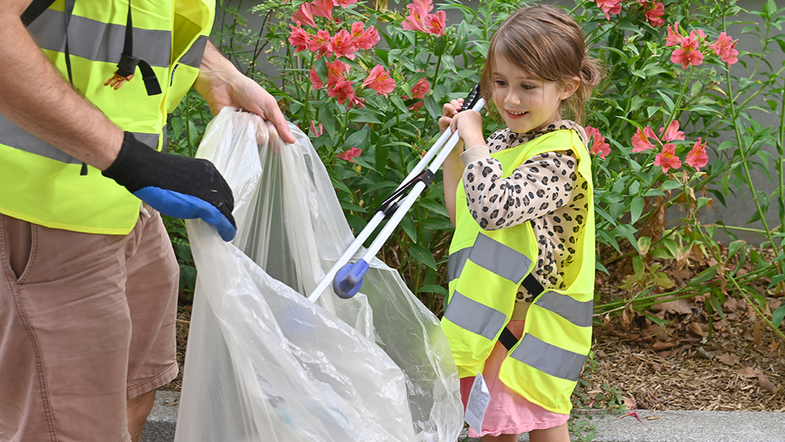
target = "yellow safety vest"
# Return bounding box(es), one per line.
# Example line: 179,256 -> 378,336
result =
441,129 -> 595,414
0,0 -> 214,234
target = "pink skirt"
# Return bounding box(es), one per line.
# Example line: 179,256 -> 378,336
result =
459,320 -> 569,438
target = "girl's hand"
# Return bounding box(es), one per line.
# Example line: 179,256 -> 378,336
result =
439,98 -> 464,133
450,111 -> 485,149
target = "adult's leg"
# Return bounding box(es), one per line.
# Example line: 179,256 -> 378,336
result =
123,208 -> 179,440
127,389 -> 156,442
0,213 -> 134,442
529,422 -> 570,442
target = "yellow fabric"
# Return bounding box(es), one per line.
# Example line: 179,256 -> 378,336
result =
0,0 -> 214,234
442,129 -> 596,414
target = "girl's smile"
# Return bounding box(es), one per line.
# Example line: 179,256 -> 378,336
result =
491,56 -> 578,133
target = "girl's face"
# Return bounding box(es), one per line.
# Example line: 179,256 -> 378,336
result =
491,56 -> 577,133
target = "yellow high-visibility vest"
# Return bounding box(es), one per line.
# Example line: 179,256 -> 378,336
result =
441,129 -> 595,414
0,0 -> 214,234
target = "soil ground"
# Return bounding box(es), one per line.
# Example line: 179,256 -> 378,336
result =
162,252 -> 785,413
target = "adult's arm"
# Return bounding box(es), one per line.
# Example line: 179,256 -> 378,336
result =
0,0 -> 123,170
193,41 -> 296,144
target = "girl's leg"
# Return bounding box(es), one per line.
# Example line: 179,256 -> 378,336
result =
529,422 -> 570,442
481,434 -> 520,442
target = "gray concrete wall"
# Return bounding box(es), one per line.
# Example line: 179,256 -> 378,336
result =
214,0 -> 783,246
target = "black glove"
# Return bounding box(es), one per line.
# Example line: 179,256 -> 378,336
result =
103,132 -> 237,241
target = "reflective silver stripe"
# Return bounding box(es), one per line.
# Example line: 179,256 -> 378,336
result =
178,35 -> 208,68
509,333 -> 586,381
470,234 -> 531,283
447,247 -> 471,282
444,291 -> 506,340
534,291 -> 593,328
29,9 -> 171,68
0,113 -> 160,164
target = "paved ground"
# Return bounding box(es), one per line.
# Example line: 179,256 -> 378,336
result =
142,390 -> 785,442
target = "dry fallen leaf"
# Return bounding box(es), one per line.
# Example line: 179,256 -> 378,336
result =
758,374 -> 779,394
687,322 -> 706,337
653,298 -> 693,315
715,352 -> 740,366
652,338 -> 679,352
737,367 -> 758,378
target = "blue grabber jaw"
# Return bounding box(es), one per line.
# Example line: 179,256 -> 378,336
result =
333,259 -> 370,299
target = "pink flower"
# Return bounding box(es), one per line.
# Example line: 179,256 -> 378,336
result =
660,120 -> 685,142
596,0 -> 622,20
708,32 -> 739,65
685,138 -> 709,170
292,3 -> 317,28
671,31 -> 703,68
310,0 -> 335,21
654,143 -> 682,173
665,22 -> 682,47
310,120 -> 324,137
307,29 -> 333,59
631,126 -> 657,152
331,29 -> 357,59
326,59 -> 350,89
327,78 -> 364,109
335,0 -> 358,7
402,0 -> 432,33
401,0 -> 446,35
362,65 -> 396,97
586,126 -> 611,159
309,67 -> 324,90
351,22 -> 380,50
289,26 -> 312,52
423,10 -> 446,36
644,1 -> 665,27
337,147 -> 362,162
410,77 -> 431,99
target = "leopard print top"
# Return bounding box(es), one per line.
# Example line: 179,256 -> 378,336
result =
460,120 -> 590,303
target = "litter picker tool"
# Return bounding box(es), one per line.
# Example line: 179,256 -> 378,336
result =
308,85 -> 486,302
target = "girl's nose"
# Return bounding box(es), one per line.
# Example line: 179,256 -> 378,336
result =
504,90 -> 520,106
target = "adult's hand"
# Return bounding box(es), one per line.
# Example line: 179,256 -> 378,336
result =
194,42 -> 295,145
103,132 -> 236,241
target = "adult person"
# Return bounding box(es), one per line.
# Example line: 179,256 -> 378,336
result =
0,1 -> 295,441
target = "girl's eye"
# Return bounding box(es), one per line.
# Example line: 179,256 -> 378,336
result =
521,83 -> 536,90
494,80 -> 508,87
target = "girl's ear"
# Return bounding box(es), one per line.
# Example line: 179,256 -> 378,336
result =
559,76 -> 581,100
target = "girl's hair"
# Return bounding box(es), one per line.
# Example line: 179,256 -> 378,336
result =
480,4 -> 603,124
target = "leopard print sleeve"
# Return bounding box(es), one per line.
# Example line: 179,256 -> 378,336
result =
462,151 -> 578,230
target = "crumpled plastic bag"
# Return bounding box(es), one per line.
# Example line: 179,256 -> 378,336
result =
174,108 -> 463,442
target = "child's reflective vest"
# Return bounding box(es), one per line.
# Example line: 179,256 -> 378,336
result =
0,0 -> 214,234
441,129 -> 595,414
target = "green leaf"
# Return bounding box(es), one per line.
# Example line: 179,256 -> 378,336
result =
690,267 -> 717,285
451,21 -> 469,56
342,125 -> 371,150
612,224 -> 639,253
418,284 -> 448,296
773,304 -> 785,328
656,90 -> 676,114
630,196 -> 644,224
408,243 -> 438,270
728,240 -> 744,259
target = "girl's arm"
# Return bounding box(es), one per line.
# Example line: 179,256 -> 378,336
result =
462,149 -> 579,230
439,100 -> 487,225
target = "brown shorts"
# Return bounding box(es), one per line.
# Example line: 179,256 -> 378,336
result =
0,208 -> 179,442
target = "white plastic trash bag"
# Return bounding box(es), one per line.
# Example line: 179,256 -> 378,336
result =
175,108 -> 463,442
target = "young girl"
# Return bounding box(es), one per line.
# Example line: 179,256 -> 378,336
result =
438,5 -> 602,442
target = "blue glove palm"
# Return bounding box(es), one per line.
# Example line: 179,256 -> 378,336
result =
103,132 -> 237,241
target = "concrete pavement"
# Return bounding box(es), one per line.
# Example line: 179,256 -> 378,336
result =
142,390 -> 785,442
